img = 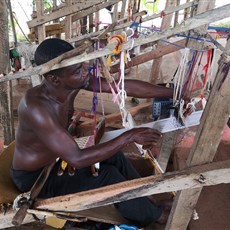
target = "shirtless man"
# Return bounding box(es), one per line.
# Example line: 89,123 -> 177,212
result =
11,38 -> 173,228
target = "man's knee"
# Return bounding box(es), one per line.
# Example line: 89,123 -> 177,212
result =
99,165 -> 125,184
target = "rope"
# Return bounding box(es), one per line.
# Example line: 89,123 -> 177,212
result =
107,34 -> 126,66
200,49 -> 212,98
173,47 -> 190,104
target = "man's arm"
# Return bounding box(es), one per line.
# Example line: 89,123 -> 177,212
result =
25,102 -> 162,169
86,77 -> 173,98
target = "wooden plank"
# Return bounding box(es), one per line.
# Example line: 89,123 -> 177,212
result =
36,0 -> 45,43
65,0 -> 72,39
0,210 -> 35,230
71,0 -> 122,23
150,0 -> 177,84
110,38 -> 186,73
29,205 -> 131,226
27,0 -> 120,28
79,102 -> 152,129
1,5 -> 230,83
112,3 -> 118,23
34,159 -> 230,212
50,4 -> 230,71
120,0 -> 127,19
1,222 -> 62,230
89,14 -> 94,33
165,35 -> 230,229
2,160 -> 230,229
111,3 -> 118,35
157,131 -> 176,173
27,0 -> 110,28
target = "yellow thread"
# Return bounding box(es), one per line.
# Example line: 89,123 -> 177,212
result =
61,160 -> 68,170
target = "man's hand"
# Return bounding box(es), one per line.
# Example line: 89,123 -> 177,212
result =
129,127 -> 162,147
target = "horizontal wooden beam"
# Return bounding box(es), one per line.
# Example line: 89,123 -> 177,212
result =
1,160 -> 230,229
48,4 -> 230,71
1,4 -> 230,83
71,0 -> 122,22
34,159 -> 230,212
79,102 -> 152,129
110,38 -> 186,73
27,0 -> 121,28
69,1 -> 198,43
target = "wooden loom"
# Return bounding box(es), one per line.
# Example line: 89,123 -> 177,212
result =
0,110 -> 202,228
1,1 -> 228,228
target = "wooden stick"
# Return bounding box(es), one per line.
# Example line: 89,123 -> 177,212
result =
12,162 -> 56,226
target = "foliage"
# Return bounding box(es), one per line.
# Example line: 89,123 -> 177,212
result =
31,0 -> 53,10
141,0 -> 160,12
17,33 -> 28,42
214,21 -> 230,28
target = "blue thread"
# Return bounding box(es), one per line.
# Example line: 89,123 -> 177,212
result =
130,22 -> 139,32
136,24 -> 222,52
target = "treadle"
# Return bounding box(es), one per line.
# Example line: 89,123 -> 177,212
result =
72,205 -> 165,230
74,205 -> 132,225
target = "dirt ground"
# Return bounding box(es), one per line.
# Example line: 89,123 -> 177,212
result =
0,37 -> 229,229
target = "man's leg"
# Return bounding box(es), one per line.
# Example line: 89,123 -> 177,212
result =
100,151 -> 162,227
100,151 -> 141,180
40,153 -> 162,227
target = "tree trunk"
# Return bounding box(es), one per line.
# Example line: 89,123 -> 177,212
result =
0,0 -> 15,146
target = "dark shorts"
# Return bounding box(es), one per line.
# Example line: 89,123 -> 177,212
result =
11,152 -> 162,227
11,167 -> 43,193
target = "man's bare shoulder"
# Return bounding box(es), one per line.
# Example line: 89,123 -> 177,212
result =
18,85 -> 53,125
20,86 -> 49,110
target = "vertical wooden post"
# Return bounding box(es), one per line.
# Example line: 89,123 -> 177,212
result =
165,1 -> 221,228
184,0 -> 190,20
7,0 -> 17,47
0,0 -> 15,146
149,0 -> 176,173
149,0 -> 177,85
53,0 -> 61,38
89,14 -> 94,33
95,11 -> 100,32
65,0 -> 72,39
120,0 -> 127,19
166,34 -> 229,230
111,3 -> 118,35
81,16 -> 88,35
155,0 -> 215,176
174,0 -> 180,27
36,0 -> 45,43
